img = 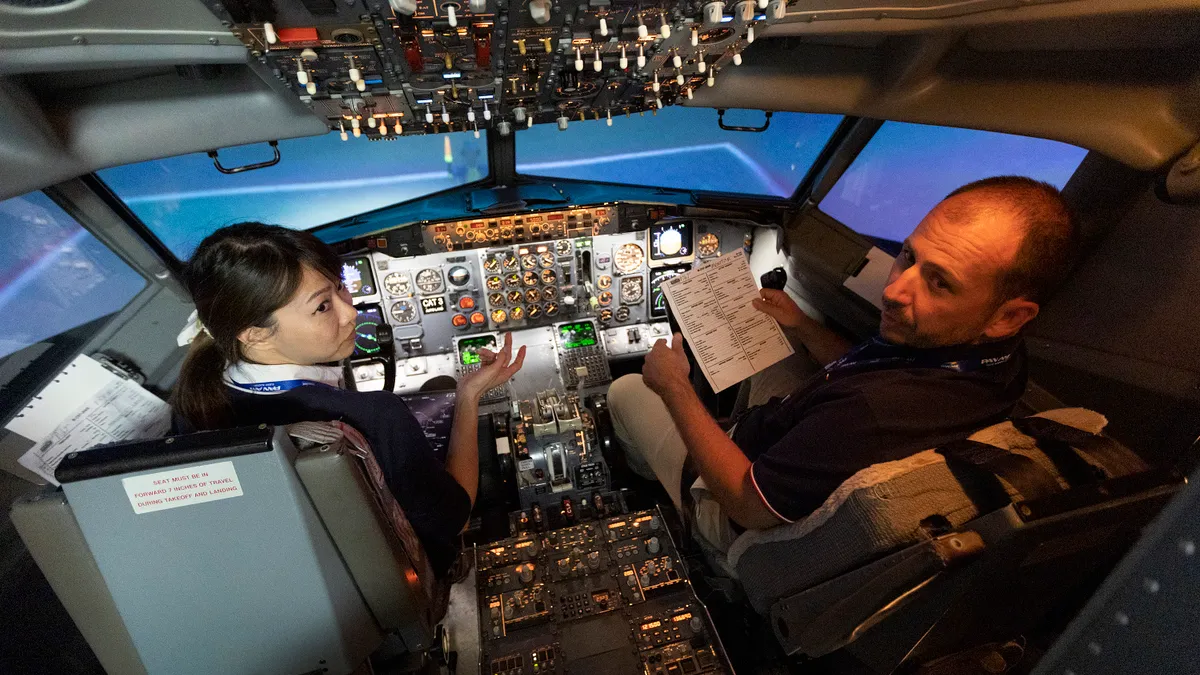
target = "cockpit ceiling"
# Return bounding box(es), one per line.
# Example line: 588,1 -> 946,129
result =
1,0 -> 1198,200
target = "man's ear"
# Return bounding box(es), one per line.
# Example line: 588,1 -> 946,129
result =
983,298 -> 1039,340
237,325 -> 275,350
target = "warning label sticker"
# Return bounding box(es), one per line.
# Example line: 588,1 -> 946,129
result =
122,461 -> 244,514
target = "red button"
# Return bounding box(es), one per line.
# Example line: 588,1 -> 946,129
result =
451,314 -> 469,328
459,296 -> 476,310
278,27 -> 320,44
470,312 -> 486,325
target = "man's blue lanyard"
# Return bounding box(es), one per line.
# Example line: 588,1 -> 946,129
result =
820,336 -> 1018,380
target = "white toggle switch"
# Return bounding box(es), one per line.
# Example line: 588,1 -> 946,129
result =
528,117 -> 534,128
599,17 -> 609,36
594,48 -> 603,72
349,67 -> 361,82
747,24 -> 755,43
426,106 -> 434,124
339,122 -> 348,141
446,4 -> 457,27
474,123 -> 481,138
703,1 -> 725,28
513,106 -> 526,123
393,120 -> 402,134
673,52 -> 682,68
557,115 -> 569,131
757,0 -> 768,7
676,73 -> 685,85
606,109 -> 613,126
691,26 -> 699,46
697,56 -> 706,73
686,87 -> 694,99
652,71 -> 660,92
355,79 -> 366,91
735,0 -> 754,23
575,47 -> 584,72
379,122 -> 388,135
638,18 -> 648,38
441,105 -> 450,124
306,81 -> 317,95
263,22 -> 278,45
619,45 -> 628,69
733,52 -> 742,65
637,44 -> 646,69
296,68 -> 309,85
529,0 -> 551,23
389,0 -> 417,15
351,117 -> 360,130
468,108 -> 476,123
655,97 -> 663,109
483,100 -> 492,120
367,116 -> 377,128
353,125 -> 361,137
300,48 -> 318,60
660,15 -> 672,38
707,71 -> 716,86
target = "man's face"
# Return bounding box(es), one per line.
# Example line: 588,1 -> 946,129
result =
879,197 -> 1026,348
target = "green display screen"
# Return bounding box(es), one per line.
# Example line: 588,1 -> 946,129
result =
458,336 -> 497,365
559,321 -> 598,350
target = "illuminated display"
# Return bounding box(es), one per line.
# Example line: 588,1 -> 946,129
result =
650,221 -> 693,260
341,257 -> 376,297
558,321 -> 598,350
458,335 -> 497,365
352,305 -> 384,358
649,266 -> 689,318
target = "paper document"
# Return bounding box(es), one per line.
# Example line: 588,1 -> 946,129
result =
6,354 -> 170,485
660,249 -> 795,392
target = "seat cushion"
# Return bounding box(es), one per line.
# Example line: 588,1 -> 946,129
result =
728,408 -> 1110,614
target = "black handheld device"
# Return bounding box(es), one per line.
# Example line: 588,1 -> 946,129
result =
760,266 -> 787,291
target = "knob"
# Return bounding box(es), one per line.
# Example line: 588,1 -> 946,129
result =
389,0 -> 418,14
557,558 -> 570,573
647,536 -> 661,554
703,1 -> 725,28
529,0 -> 551,24
470,0 -> 486,12
587,551 -> 601,569
690,616 -> 704,631
513,106 -> 527,123
734,0 -> 754,24
646,560 -> 658,575
766,0 -> 785,20
518,564 -> 534,583
497,120 -> 512,136
557,115 -> 569,131
649,514 -> 661,530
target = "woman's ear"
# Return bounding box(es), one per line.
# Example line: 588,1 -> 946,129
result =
237,325 -> 275,351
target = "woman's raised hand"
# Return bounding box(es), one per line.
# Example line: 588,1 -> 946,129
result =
459,332 -> 526,401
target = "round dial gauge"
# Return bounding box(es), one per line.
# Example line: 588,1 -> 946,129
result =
697,232 -> 720,257
390,299 -> 417,324
598,291 -> 612,306
526,304 -> 542,319
415,268 -> 443,294
545,301 -> 560,316
510,305 -> 525,321
383,272 -> 412,296
522,271 -> 540,286
447,266 -> 471,286
540,268 -> 557,285
614,306 -> 631,322
658,228 -> 683,257
491,309 -> 507,324
525,288 -> 542,303
488,292 -> 505,306
485,276 -> 503,291
555,240 -> 572,256
542,286 -> 558,301
483,257 -> 501,273
520,254 -> 538,270
505,273 -> 522,288
598,308 -> 613,323
508,290 -> 524,304
597,275 -> 612,290
502,255 -> 519,271
620,276 -> 644,304
539,252 -> 556,268
613,243 -> 645,274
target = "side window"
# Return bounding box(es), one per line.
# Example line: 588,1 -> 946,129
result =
819,122 -> 1089,247
0,192 -> 147,393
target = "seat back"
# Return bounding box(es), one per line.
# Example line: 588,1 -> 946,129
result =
9,424 -> 412,675
728,408 -> 1142,614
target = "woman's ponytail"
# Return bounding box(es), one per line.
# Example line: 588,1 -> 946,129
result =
171,331 -> 233,430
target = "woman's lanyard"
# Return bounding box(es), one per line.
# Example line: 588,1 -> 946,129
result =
223,362 -> 344,395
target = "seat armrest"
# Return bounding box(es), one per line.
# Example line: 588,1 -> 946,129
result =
770,531 -> 984,657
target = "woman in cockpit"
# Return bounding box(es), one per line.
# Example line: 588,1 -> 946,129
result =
172,222 -> 525,577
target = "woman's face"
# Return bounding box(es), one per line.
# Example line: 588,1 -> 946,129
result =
240,265 -> 358,365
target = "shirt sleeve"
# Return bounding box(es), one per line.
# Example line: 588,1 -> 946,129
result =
344,392 -> 472,571
749,391 -> 884,524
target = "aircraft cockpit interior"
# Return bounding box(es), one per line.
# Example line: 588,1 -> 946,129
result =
3,0 -> 1200,673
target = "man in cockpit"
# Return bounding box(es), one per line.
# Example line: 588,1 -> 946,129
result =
608,176 -> 1078,551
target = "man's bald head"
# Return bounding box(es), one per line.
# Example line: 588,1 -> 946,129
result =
943,176 -> 1079,305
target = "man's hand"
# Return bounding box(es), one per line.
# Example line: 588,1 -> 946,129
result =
459,333 -> 526,402
752,288 -> 808,328
642,333 -> 691,400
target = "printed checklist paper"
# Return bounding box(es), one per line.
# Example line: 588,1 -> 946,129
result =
660,249 -> 794,392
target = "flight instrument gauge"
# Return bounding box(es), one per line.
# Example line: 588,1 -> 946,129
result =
542,286 -> 558,300
508,290 -> 524,304
447,266 -> 471,287
505,273 -> 522,288
650,222 -> 693,260
483,257 -> 501,273
597,275 -> 612,290
545,301 -> 559,316
522,271 -> 540,286
510,306 -> 525,320
598,291 -> 612,306
620,276 -> 644,304
614,306 -> 630,322
555,240 -> 572,256
539,252 -> 556,268
527,304 -> 542,319
384,272 -> 412,296
415,268 -> 444,294
489,292 -> 505,306
614,243 -> 645,274
390,299 -> 417,324
521,254 -> 538,270
540,269 -> 557,285
697,232 -> 720,257
491,309 -> 507,324
486,276 -> 503,291
525,288 -> 542,303
502,255 -> 519,271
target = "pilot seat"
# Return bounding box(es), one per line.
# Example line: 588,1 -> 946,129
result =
8,421 -> 451,675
